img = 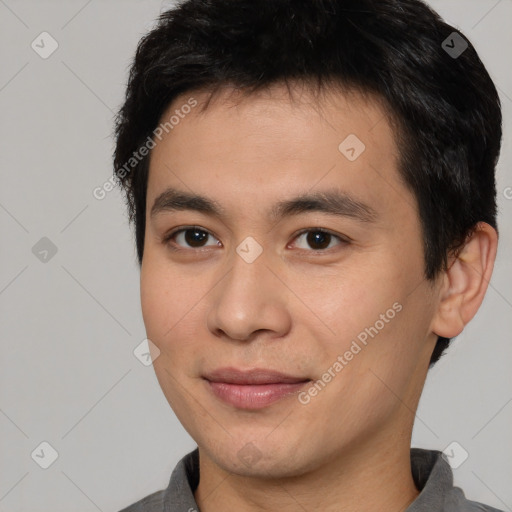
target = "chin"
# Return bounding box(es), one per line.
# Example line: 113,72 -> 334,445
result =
199,434 -> 320,479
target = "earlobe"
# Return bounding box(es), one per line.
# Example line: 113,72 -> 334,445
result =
430,222 -> 498,339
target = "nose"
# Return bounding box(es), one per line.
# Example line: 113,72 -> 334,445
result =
206,249 -> 292,343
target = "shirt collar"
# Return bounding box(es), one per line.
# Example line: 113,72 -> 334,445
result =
407,448 -> 452,511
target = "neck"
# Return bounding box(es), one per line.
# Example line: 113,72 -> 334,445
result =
194,426 -> 419,512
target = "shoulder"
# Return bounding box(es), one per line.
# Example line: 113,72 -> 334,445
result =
409,448 -> 505,512
116,489 -> 166,512
445,487 -> 505,512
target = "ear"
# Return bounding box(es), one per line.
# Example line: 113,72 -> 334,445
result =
430,222 -> 498,338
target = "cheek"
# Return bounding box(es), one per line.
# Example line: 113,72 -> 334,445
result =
140,261 -> 165,339
140,257 -> 184,346
310,254 -> 429,376
299,260 -> 404,346
140,255 -> 209,371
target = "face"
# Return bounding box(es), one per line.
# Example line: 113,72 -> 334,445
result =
140,83 -> 440,478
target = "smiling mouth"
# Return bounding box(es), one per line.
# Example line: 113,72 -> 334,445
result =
202,367 -> 312,409
205,380 -> 311,409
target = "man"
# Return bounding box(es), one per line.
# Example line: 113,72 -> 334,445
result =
113,0 -> 504,510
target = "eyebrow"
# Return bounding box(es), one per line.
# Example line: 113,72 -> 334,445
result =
150,187 -> 378,223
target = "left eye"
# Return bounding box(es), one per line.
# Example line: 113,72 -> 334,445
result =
292,229 -> 346,251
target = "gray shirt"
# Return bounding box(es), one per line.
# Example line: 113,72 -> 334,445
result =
118,448 -> 504,511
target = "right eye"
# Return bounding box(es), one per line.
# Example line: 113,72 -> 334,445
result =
162,226 -> 222,251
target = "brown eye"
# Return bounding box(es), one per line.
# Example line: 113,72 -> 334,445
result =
182,228 -> 209,247
293,229 -> 347,251
165,227 -> 220,249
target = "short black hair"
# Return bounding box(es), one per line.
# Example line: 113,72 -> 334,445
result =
113,0 -> 502,367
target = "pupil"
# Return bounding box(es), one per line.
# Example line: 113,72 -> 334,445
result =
185,229 -> 208,247
307,231 -> 330,250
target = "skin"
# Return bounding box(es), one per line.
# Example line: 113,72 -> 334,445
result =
140,82 -> 497,512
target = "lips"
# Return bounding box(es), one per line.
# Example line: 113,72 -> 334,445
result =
203,367 -> 310,385
202,367 -> 312,409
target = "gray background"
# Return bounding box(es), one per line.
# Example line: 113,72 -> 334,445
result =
0,1 -> 511,511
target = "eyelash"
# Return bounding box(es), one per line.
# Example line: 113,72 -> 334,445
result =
162,225 -> 350,254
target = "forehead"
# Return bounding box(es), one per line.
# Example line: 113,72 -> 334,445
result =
146,82 -> 414,224
169,82 -> 397,151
